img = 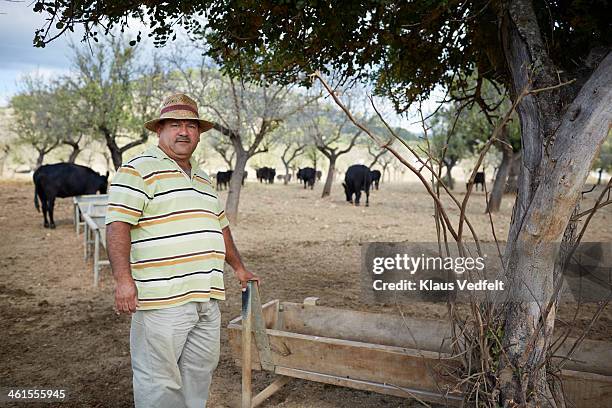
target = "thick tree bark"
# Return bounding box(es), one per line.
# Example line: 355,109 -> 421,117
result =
497,1 -> 612,404
321,155 -> 336,198
225,149 -> 248,224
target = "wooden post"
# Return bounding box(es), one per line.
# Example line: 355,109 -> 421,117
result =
74,199 -> 80,235
241,281 -> 254,408
251,376 -> 291,408
250,282 -> 274,371
93,231 -> 100,287
84,222 -> 89,260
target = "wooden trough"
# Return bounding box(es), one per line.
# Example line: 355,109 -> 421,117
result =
228,282 -> 612,407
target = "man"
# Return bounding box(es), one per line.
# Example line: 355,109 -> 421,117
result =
105,93 -> 258,408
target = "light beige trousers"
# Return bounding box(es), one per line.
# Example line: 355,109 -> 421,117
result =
130,300 -> 221,408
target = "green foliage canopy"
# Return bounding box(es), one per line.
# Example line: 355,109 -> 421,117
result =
31,1 -> 611,112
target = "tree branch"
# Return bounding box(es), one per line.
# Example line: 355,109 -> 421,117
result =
119,131 -> 148,153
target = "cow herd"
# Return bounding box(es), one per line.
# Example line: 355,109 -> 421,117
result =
31,161 -> 488,228
31,162 -> 386,228
255,167 -> 276,183
214,167 -> 324,189
215,165 -> 381,208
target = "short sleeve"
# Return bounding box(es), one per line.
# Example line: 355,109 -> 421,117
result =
105,165 -> 149,226
217,198 -> 230,229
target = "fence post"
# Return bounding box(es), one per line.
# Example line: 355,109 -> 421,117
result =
241,281 -> 254,408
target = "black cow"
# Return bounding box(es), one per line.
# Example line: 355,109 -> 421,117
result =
315,170 -> 322,181
267,168 -> 276,183
33,163 -> 108,229
468,171 -> 486,191
297,167 -> 316,189
216,170 -> 233,190
342,164 -> 372,207
256,167 -> 276,183
370,170 -> 381,190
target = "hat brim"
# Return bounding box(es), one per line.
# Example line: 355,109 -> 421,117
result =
144,117 -> 214,134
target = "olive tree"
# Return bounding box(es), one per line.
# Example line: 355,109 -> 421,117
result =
31,1 -> 612,404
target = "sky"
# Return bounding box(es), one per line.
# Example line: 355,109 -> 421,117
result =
0,1 -> 79,104
0,2 -> 441,133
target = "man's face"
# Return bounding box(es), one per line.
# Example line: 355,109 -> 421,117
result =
157,119 -> 200,160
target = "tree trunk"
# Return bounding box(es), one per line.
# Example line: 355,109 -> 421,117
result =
63,137 -> 83,164
0,148 -> 8,177
487,135 -> 515,212
35,150 -> 45,169
596,168 -> 603,185
105,135 -> 123,170
504,151 -> 522,193
109,148 -> 122,170
102,128 -> 123,169
496,2 -> 612,405
321,156 -> 336,198
381,163 -> 389,184
283,162 -> 290,185
445,164 -> 455,190
67,146 -> 81,163
225,150 -> 248,224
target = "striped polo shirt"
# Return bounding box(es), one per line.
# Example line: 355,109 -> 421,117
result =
105,146 -> 229,310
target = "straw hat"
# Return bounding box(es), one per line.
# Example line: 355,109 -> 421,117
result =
144,93 -> 214,133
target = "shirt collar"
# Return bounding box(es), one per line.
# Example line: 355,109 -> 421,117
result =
147,145 -> 198,175
147,145 -> 170,160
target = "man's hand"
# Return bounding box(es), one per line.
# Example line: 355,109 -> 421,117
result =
115,276 -> 139,314
234,267 -> 260,290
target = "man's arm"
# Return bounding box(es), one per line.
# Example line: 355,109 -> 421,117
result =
106,221 -> 139,314
222,226 -> 260,288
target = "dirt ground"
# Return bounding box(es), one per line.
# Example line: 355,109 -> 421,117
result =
1,178 -> 610,408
